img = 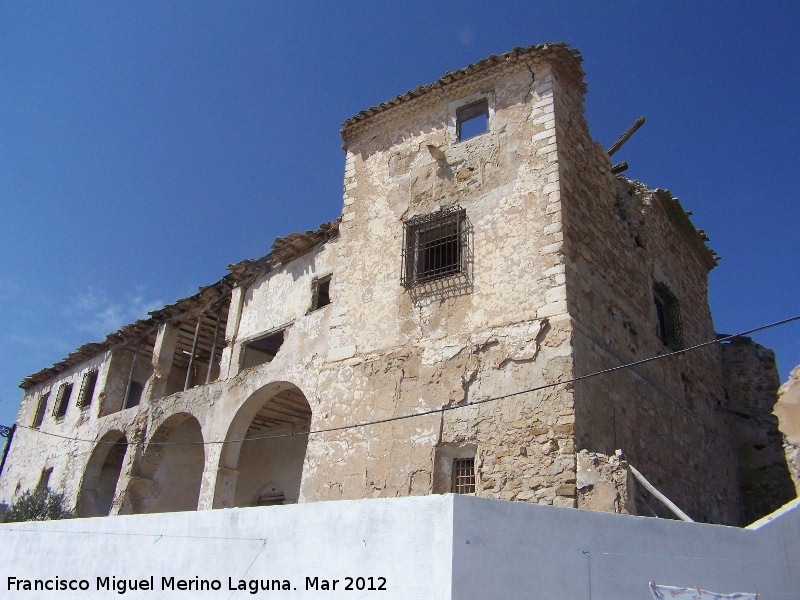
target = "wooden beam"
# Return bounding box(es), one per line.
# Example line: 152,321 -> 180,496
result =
629,464 -> 693,522
606,116 -> 646,157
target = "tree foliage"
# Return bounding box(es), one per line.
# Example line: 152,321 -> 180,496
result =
4,486 -> 76,523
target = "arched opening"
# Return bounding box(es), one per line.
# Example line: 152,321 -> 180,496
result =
135,414 -> 205,514
220,382 -> 311,508
78,430 -> 128,517
252,482 -> 285,506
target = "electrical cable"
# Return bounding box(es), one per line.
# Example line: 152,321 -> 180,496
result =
8,315 -> 800,448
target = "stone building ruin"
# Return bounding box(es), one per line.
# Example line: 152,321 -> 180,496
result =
0,43 -> 794,526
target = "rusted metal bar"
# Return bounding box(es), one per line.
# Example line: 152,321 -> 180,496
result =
184,316 -> 202,391
606,116 -> 646,156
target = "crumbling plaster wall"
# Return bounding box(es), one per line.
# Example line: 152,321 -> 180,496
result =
331,56 -> 578,506
0,350 -> 149,511
552,65 -> 741,523
237,240 -> 337,341
141,242 -> 340,511
0,242 -> 343,514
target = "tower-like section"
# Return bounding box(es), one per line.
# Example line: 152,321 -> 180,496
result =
334,42 -> 744,523
330,45 -> 585,507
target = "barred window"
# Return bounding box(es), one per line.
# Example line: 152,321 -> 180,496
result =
402,206 -> 466,287
77,370 -> 98,408
52,382 -> 73,420
451,457 -> 476,494
654,282 -> 683,351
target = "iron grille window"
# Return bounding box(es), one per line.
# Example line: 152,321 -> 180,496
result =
52,382 -> 73,420
402,206 -> 466,287
654,282 -> 683,351
77,370 -> 98,408
452,457 -> 476,494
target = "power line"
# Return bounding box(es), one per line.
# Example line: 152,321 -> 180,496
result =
9,315 -> 800,449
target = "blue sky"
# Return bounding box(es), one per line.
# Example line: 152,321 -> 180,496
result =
1,1 -> 798,430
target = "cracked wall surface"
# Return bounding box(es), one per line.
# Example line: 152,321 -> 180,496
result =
0,43 -> 784,526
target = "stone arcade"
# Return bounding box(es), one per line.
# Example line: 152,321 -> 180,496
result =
0,43 -> 793,526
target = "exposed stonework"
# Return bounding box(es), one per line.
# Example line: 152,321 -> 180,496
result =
576,450 -> 635,515
776,365 -> 800,496
720,337 -> 796,522
0,43 -> 788,526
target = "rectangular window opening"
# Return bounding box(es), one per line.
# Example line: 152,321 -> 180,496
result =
654,282 -> 683,351
457,99 -> 489,141
36,467 -> 53,491
32,392 -> 49,428
452,457 -> 476,494
77,370 -> 98,409
403,207 -> 466,287
124,381 -> 144,409
52,383 -> 73,420
242,329 -> 286,370
311,276 -> 332,311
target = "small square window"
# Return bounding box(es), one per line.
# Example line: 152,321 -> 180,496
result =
452,457 -> 476,494
311,276 -> 331,311
52,383 -> 73,420
457,99 -> 489,141
77,370 -> 98,408
402,207 -> 466,287
654,282 -> 683,351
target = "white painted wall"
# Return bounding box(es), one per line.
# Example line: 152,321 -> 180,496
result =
1,495 -> 798,599
0,495 -> 453,599
451,496 -> 800,600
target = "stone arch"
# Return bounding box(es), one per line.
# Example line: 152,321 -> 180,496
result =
216,381 -> 311,508
77,430 -> 128,517
133,412 -> 205,514
252,482 -> 285,506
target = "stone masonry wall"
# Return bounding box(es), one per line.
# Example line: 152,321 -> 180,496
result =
0,242 -> 339,514
3,45 -> 781,526
334,53 -> 579,506
552,64 -> 741,523
721,337 -> 796,522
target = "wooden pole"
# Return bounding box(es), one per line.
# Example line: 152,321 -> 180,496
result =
629,464 -> 694,522
205,308 -> 222,384
123,343 -> 140,409
607,116 -> 646,156
184,316 -> 202,391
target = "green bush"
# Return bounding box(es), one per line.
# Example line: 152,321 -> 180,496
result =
4,486 -> 76,522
